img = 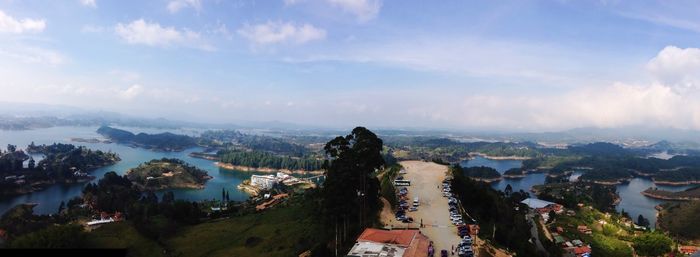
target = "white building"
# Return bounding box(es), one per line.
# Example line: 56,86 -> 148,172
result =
251,174 -> 277,189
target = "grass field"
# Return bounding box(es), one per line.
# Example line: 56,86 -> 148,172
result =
165,198 -> 322,257
86,222 -> 166,257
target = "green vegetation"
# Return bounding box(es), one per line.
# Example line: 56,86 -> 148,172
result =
218,149 -> 323,171
166,197 -> 322,257
534,182 -> 618,212
379,164 -> 402,210
97,126 -> 197,151
642,186 -> 700,200
503,168 -> 525,176
126,158 -> 211,190
632,232 -> 673,257
657,201 -> 700,240
200,130 -> 310,157
86,222 -> 165,257
384,137 -> 542,162
590,234 -> 633,257
460,165 -> 502,179
9,224 -> 87,248
1,143 -> 120,196
450,164 -> 540,256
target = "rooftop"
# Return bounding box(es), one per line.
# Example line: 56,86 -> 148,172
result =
521,198 -> 558,209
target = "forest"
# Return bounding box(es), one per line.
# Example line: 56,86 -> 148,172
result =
218,149 -> 324,171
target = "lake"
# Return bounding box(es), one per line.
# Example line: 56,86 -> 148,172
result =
0,126 -> 261,216
460,156 -> 692,228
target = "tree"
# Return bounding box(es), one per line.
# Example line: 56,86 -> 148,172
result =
10,225 -> 86,248
57,201 -> 65,214
321,127 -> 384,251
637,214 -> 650,228
548,210 -> 556,222
632,233 -> 672,257
505,184 -> 513,196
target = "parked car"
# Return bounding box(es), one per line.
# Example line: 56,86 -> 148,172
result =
441,250 -> 448,257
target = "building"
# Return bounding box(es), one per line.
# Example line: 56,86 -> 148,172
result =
577,225 -> 592,235
251,174 -> 277,189
347,228 -> 431,257
680,245 -> 699,255
521,198 -> 564,221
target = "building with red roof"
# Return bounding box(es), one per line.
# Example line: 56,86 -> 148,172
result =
347,228 -> 431,257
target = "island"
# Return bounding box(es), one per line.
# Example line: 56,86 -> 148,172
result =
190,149 -> 324,174
125,158 -> 212,190
97,126 -> 197,151
641,186 -> 700,201
502,168 -> 526,179
458,165 -> 502,182
1,143 -> 120,196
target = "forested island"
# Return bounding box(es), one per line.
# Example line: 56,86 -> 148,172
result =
641,186 -> 700,201
0,143 -> 120,196
97,126 -> 197,151
503,168 -> 526,178
125,158 -> 212,190
456,165 -> 502,182
213,149 -> 324,173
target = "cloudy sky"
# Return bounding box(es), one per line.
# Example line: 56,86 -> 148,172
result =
1,0 -> 700,131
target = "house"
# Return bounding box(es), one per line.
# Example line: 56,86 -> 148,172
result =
574,246 -> 591,257
680,245 -> 698,255
571,239 -> 584,247
251,174 -> 277,189
521,198 -> 564,222
577,225 -> 592,234
346,228 -> 431,257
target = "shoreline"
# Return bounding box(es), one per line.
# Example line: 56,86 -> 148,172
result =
215,162 -> 324,175
467,152 -> 531,160
469,176 -> 503,183
652,179 -> 700,186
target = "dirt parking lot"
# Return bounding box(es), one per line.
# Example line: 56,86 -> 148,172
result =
401,161 -> 461,254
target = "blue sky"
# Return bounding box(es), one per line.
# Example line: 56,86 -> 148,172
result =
1,0 -> 700,131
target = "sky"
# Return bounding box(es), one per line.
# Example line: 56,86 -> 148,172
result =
1,0 -> 700,132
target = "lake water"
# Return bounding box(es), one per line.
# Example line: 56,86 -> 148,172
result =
461,157 -> 544,193
0,126 -> 260,216
460,156 -> 691,228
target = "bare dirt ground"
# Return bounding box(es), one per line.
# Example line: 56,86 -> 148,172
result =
379,160 -> 514,257
401,161 -> 461,254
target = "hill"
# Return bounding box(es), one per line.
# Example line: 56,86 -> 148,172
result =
126,158 -> 212,190
658,201 -> 700,240
97,126 -> 197,151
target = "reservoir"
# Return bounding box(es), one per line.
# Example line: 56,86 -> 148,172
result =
461,156 -> 691,227
0,126 -> 263,216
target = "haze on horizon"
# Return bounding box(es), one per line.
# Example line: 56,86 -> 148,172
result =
2,0 -> 700,132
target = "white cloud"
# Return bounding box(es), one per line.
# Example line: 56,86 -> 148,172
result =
114,19 -> 214,50
119,84 -> 144,100
647,46 -> 700,93
283,0 -> 304,6
80,0 -> 97,8
81,24 -> 104,33
0,9 -> 46,34
327,0 -> 382,22
237,21 -> 326,45
167,0 -> 202,13
0,46 -> 64,65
